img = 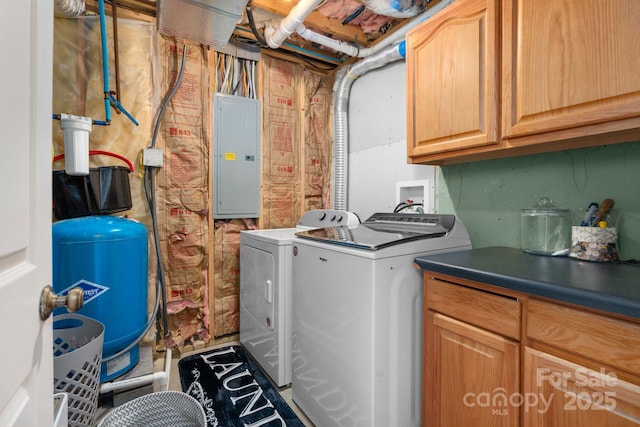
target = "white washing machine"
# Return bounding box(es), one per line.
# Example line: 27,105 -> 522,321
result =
239,210 -> 360,387
290,213 -> 472,427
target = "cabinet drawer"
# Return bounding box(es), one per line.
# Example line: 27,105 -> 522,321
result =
426,278 -> 521,340
527,299 -> 640,376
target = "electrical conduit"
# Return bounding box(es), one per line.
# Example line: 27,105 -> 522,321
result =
99,44 -> 188,396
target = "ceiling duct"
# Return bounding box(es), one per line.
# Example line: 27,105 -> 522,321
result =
359,0 -> 422,18
158,0 -> 249,48
266,0 -> 442,57
331,0 -> 452,210
54,0 -> 85,17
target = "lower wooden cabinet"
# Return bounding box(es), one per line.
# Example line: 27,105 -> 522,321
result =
524,298 -> 640,426
423,272 -> 640,427
524,347 -> 640,426
425,311 -> 519,426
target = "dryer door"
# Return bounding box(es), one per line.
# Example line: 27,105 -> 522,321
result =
240,238 -> 291,386
240,244 -> 276,332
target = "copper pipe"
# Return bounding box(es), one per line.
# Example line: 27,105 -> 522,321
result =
76,18 -> 87,115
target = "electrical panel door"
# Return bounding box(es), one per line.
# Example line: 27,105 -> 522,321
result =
212,93 -> 260,218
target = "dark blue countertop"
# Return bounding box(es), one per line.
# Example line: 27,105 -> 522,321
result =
414,246 -> 640,320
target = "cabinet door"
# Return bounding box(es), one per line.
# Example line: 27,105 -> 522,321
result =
424,311 -> 519,427
524,347 -> 640,427
502,0 -> 640,142
406,0 -> 499,159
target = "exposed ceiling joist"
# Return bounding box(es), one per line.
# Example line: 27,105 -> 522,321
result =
85,0 -> 155,22
81,0 -> 430,67
250,0 -> 369,46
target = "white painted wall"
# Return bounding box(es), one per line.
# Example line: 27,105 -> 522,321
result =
347,60 -> 436,221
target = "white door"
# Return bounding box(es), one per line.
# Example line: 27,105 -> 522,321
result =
0,0 -> 54,426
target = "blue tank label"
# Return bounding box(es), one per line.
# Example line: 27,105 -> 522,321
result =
60,279 -> 110,304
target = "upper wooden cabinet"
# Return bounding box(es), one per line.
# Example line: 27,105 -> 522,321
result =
407,0 -> 640,165
406,0 -> 499,160
503,0 -> 640,143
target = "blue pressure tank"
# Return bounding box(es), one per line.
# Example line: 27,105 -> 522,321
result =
52,216 -> 148,382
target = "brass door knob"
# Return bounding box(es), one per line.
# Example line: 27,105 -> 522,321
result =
39,285 -> 84,320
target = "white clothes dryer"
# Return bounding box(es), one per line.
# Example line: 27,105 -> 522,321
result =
239,210 -> 360,387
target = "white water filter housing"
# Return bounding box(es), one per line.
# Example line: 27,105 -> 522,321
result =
60,113 -> 92,176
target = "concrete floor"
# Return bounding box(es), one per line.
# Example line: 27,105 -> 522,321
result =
96,335 -> 313,427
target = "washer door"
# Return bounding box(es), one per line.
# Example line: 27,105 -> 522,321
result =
240,244 -> 275,331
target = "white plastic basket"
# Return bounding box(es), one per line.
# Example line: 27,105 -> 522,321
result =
53,392 -> 68,427
97,391 -> 206,427
53,314 -> 104,427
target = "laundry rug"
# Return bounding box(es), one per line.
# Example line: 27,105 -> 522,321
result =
178,345 -> 305,427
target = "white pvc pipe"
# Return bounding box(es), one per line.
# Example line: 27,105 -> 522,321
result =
99,348 -> 173,394
297,26 -> 360,57
265,0 -> 452,59
160,347 -> 172,391
358,0 -> 452,56
294,0 -> 452,59
266,0 -> 324,49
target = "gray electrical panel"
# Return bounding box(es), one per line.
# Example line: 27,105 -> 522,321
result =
212,93 -> 260,218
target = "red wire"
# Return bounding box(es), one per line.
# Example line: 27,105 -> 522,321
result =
53,150 -> 134,172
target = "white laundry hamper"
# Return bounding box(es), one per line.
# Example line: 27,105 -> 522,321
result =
53,313 -> 104,427
97,390 -> 206,427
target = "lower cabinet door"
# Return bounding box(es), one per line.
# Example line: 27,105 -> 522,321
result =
523,347 -> 640,427
424,311 -> 520,427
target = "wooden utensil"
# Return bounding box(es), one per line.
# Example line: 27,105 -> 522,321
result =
594,198 -> 614,226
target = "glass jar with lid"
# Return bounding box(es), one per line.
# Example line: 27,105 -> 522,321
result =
520,197 -> 571,256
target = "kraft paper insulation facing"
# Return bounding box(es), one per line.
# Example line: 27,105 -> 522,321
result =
259,55 -> 333,226
212,219 -> 253,337
51,16 -> 333,347
303,70 -> 333,211
260,55 -> 304,229
52,18 -> 212,348
52,17 -> 155,225
155,38 -> 211,347
212,56 -> 333,337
